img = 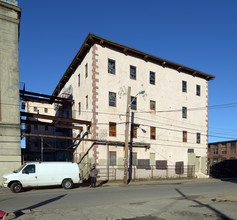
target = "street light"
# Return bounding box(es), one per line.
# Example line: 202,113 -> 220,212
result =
123,87 -> 145,184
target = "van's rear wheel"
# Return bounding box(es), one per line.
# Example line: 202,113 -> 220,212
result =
62,179 -> 73,189
10,182 -> 22,193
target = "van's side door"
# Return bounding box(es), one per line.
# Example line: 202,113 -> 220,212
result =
20,164 -> 38,187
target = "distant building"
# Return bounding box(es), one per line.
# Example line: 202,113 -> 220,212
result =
0,0 -> 21,184
208,140 -> 237,177
26,33 -> 215,180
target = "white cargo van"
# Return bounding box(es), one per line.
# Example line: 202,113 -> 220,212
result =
2,162 -> 82,193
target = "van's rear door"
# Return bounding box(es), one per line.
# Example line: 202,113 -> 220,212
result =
20,164 -> 38,187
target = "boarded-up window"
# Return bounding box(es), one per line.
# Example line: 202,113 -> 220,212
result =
132,152 -> 137,166
156,160 -> 167,170
109,151 -> 116,166
150,127 -> 156,140
175,161 -> 184,175
131,124 -> 139,138
137,159 -> 150,169
109,122 -> 116,137
183,131 -> 187,142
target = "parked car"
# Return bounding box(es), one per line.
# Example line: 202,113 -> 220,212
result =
2,162 -> 82,193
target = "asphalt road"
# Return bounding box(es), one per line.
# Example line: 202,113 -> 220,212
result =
0,178 -> 237,220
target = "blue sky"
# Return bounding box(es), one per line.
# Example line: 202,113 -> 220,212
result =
18,0 -> 237,143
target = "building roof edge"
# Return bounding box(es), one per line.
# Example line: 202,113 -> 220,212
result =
52,33 -> 215,97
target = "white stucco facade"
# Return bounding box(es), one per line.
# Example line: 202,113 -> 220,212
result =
53,34 -> 214,179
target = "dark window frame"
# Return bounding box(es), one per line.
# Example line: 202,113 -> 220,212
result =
221,144 -> 227,155
108,59 -> 115,74
85,63 -> 88,78
213,144 -> 218,155
196,84 -> 201,96
130,65 -> 136,80
109,92 -> 116,107
182,80 -> 187,93
130,96 -> 137,110
150,71 -> 155,85
150,100 -> 156,111
182,106 -> 187,119
196,133 -> 201,144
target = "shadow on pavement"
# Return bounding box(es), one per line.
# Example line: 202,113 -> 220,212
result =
175,188 -> 233,220
13,194 -> 66,218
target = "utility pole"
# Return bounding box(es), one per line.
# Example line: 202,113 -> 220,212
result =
124,86 -> 131,184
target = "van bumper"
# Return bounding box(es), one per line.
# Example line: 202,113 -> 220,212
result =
2,183 -> 8,188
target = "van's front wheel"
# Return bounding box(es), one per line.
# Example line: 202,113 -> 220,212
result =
10,182 -> 22,193
62,179 -> 73,189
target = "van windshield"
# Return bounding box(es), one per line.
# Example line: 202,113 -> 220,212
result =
13,164 -> 26,173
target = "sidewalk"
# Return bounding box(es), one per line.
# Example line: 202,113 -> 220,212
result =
98,177 -> 223,188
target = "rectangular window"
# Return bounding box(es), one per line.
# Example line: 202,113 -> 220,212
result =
196,85 -> 201,96
86,95 -> 88,109
34,124 -> 38,130
78,74 -> 80,87
150,71 -> 155,85
85,63 -> 88,78
130,96 -> 137,110
150,127 -> 156,140
109,92 -> 116,107
109,151 -> 117,166
131,124 -> 139,138
213,144 -> 218,155
230,142 -> 236,154
196,133 -> 201,144
109,122 -> 116,137
182,80 -> 187,93
150,100 -> 156,111
221,144 -> 227,155
132,152 -> 137,166
45,125 -> 48,131
44,108 -> 48,113
183,131 -> 187,142
130,65 -> 136,80
182,107 -> 187,118
78,102 -> 81,115
34,107 -> 37,112
108,59 -> 115,74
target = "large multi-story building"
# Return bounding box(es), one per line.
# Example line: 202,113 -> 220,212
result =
26,33 -> 215,180
208,140 -> 237,177
0,0 -> 21,184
